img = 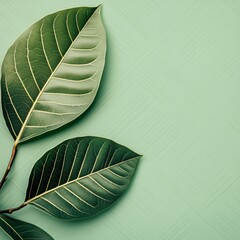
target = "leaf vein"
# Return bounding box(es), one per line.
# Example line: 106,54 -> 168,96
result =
40,21 -> 53,72
75,181 -> 111,202
78,139 -> 95,178
13,42 -> 34,102
64,186 -> 98,208
53,13 -> 63,57
0,218 -> 23,240
66,11 -> 73,42
40,197 -> 77,217
55,191 -> 89,214
89,176 -> 116,196
27,29 -> 41,91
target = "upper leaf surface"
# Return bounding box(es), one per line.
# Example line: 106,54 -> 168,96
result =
0,214 -> 53,240
1,6 -> 106,144
25,136 -> 141,219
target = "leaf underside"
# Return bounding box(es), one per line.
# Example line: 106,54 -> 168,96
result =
0,214 -> 53,240
1,6 -> 106,144
25,136 -> 141,219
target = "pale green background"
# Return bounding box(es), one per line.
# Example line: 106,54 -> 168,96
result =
1,0 -> 240,239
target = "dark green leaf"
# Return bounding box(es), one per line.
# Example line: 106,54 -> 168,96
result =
25,137 -> 141,219
0,214 -> 53,240
1,6 -> 106,145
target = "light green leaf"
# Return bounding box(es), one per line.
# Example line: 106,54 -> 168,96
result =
0,214 -> 53,240
25,137 -> 142,219
1,6 -> 106,145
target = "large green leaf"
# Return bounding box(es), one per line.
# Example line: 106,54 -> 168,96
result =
1,6 -> 106,145
0,214 -> 53,240
24,137 -> 141,219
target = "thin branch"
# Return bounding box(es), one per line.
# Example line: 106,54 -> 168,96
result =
0,144 -> 18,190
0,203 -> 27,214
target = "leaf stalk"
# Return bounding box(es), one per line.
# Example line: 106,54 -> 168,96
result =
0,203 -> 26,214
0,144 -> 17,190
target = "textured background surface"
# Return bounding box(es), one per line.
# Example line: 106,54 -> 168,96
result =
1,0 -> 240,239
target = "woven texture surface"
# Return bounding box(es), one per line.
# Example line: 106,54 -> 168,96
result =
1,0 -> 240,239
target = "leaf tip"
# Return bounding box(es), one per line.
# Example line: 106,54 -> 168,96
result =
138,154 -> 143,162
133,153 -> 143,164
97,4 -> 103,11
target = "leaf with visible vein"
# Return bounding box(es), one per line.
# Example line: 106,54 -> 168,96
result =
1,5 -> 106,144
0,214 -> 53,240
23,137 -> 142,219
0,5 -> 106,189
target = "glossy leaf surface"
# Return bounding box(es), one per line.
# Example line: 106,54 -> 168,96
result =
1,6 -> 106,144
0,214 -> 53,240
25,137 -> 141,219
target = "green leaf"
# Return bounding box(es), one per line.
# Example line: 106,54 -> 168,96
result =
1,6 -> 106,145
25,137 -> 142,219
0,214 -> 53,240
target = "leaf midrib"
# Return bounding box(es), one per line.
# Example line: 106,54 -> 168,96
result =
25,156 -> 140,205
15,7 -> 99,145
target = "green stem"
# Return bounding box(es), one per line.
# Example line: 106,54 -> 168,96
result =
0,203 -> 26,214
0,144 -> 17,190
